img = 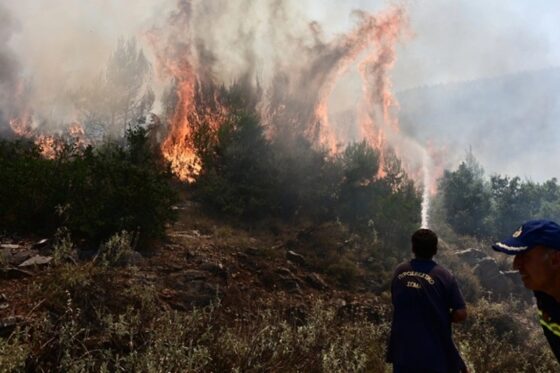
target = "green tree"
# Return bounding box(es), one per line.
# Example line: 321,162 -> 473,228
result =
195,109 -> 278,218
438,157 -> 491,237
490,175 -> 544,237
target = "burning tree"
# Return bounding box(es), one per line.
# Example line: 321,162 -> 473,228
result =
74,38 -> 154,140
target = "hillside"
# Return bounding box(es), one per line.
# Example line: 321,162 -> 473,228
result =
1,191 -> 558,371
397,68 -> 560,180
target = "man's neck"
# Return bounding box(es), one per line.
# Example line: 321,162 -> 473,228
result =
545,273 -> 560,302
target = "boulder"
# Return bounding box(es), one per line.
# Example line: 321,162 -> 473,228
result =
200,262 -> 228,280
176,281 -> 221,309
305,273 -> 328,290
286,250 -> 306,266
473,258 -> 511,296
18,255 -> 52,268
456,248 -> 487,266
0,268 -> 33,280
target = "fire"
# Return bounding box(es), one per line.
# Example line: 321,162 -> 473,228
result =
4,2 -> 413,187
9,112 -> 33,138
147,3 -> 231,182
35,135 -> 61,159
8,115 -> 88,160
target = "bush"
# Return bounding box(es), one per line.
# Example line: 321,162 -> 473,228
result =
194,110 -> 279,219
14,292 -> 392,372
0,126 -> 177,248
456,299 -> 558,372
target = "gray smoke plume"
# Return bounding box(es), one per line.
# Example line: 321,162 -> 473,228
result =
0,3 -> 20,131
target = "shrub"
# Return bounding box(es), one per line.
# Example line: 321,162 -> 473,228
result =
0,126 -> 177,248
194,110 -> 279,219
456,299 -> 557,372
97,230 -> 134,267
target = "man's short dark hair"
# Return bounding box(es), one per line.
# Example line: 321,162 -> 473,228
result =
412,229 -> 438,259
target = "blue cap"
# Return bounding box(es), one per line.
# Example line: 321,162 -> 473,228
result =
492,219 -> 560,255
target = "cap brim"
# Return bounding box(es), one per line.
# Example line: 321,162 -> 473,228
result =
492,237 -> 529,255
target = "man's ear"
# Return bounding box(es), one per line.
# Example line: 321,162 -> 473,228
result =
549,250 -> 560,269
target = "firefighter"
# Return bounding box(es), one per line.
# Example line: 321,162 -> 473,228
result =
387,229 -> 468,373
492,219 -> 560,362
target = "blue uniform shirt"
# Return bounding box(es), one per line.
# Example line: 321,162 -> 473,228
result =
388,259 -> 466,373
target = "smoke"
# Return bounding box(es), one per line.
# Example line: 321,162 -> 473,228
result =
0,0 -> 171,132
0,2 -> 20,129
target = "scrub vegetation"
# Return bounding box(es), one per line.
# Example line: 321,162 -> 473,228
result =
1,88 -> 558,371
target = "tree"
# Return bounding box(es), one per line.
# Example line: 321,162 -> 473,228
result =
438,158 -> 491,237
490,175 -> 550,237
75,38 -> 154,140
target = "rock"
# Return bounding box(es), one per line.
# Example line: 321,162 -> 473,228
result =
0,316 -> 25,338
32,238 -> 51,251
473,258 -> 511,296
182,269 -> 210,281
274,267 -> 303,294
275,267 -> 293,277
245,247 -> 260,256
2,249 -> 36,266
286,250 -> 305,266
236,252 -> 259,271
281,279 -> 303,294
305,273 -> 328,290
456,248 -> 487,266
18,255 -> 52,268
200,262 -> 228,280
0,267 -> 34,279
176,281 -> 221,309
116,251 -> 144,266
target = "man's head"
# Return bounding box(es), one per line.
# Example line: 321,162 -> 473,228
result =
493,220 -> 560,295
412,228 -> 438,259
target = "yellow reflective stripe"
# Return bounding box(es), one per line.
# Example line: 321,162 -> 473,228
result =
538,310 -> 560,338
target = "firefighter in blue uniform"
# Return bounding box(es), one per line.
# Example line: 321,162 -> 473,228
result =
387,229 -> 468,373
493,219 -> 560,363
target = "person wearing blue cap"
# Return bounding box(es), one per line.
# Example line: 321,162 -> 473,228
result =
492,219 -> 560,362
387,229 -> 468,373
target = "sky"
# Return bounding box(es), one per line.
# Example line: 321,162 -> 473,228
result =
1,0 -> 559,180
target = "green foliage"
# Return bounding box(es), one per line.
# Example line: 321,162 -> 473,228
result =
337,143 -> 421,256
0,139 -> 60,233
0,126 -> 177,247
195,110 -> 279,219
437,151 -> 560,239
272,137 -> 342,220
97,230 -> 134,267
457,299 -> 557,372
490,175 -> 560,237
15,284 -> 392,372
438,156 -> 492,237
52,227 -> 76,265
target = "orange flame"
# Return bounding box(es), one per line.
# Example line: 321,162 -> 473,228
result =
312,7 -> 406,157
9,115 -> 33,138
35,135 -> 61,159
